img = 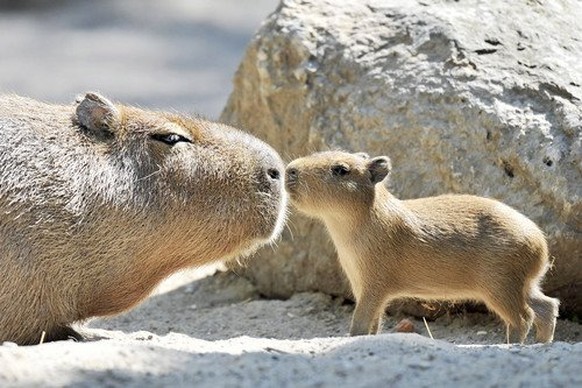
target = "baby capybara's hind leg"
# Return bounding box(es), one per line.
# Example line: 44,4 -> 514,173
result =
484,290 -> 534,344
528,287 -> 559,343
505,305 -> 535,344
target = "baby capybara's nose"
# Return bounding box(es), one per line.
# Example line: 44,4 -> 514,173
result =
286,167 -> 298,185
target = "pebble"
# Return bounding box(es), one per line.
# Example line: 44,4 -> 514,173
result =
394,319 -> 416,333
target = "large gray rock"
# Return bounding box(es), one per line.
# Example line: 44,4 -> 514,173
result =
221,0 -> 582,314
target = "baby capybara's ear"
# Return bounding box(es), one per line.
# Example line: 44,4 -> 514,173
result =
367,156 -> 391,184
75,92 -> 121,138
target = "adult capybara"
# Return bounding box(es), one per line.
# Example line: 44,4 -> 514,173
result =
0,93 -> 287,345
285,151 -> 558,343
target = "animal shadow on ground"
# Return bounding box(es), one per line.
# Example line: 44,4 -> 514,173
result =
88,271 -> 581,344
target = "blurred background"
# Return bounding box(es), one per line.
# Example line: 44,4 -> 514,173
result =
0,0 -> 278,119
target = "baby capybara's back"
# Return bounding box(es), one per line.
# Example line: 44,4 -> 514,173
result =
397,195 -> 549,298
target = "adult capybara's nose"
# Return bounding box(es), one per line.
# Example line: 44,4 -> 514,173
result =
266,167 -> 281,181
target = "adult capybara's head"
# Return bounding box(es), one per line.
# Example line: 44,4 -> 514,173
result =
74,92 -> 287,262
285,151 -> 390,217
0,92 -> 289,344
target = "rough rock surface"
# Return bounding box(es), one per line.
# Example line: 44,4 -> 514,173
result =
221,0 -> 582,314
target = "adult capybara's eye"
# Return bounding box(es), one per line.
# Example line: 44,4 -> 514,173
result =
151,133 -> 192,146
331,164 -> 350,177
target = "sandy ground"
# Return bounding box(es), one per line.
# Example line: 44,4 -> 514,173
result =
1,1 -> 581,387
1,269 -> 581,387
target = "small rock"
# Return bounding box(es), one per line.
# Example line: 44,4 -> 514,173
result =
2,341 -> 18,348
394,318 -> 416,333
476,331 -> 488,336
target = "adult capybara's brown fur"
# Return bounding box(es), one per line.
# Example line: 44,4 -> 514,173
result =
286,151 -> 559,343
0,93 -> 287,345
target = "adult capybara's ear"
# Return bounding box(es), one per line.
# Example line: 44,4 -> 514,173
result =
75,92 -> 121,137
367,156 -> 391,184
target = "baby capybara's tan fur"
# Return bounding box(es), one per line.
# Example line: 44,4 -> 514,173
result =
286,151 -> 559,343
0,93 -> 287,345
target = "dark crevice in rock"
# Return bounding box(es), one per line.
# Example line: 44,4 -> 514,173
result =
543,156 -> 554,167
502,160 -> 515,178
484,38 -> 502,46
539,82 -> 580,102
518,60 -> 537,69
475,48 -> 497,55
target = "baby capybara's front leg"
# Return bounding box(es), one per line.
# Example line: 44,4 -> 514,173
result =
349,294 -> 386,336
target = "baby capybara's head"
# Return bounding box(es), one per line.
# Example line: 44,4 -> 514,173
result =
285,151 -> 390,218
